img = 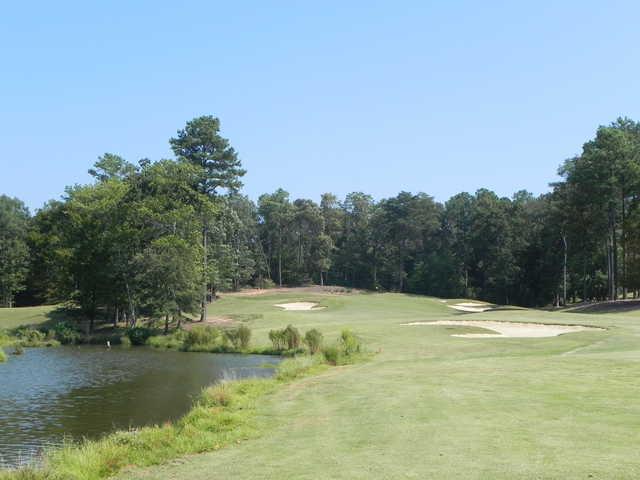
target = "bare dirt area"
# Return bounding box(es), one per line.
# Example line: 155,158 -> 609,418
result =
403,320 -> 604,338
273,302 -> 326,311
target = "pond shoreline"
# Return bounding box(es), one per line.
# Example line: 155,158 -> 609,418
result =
1,354 -> 330,480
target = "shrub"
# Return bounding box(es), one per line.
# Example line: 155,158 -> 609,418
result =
268,329 -> 285,350
304,329 -> 323,354
119,335 -> 132,347
125,327 -> 153,346
322,345 -> 341,365
147,330 -> 185,349
183,326 -> 221,351
225,325 -> 251,350
14,327 -> 45,346
53,321 -> 81,345
339,329 -> 361,355
283,325 -> 302,350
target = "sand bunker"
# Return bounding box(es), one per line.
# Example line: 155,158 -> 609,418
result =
447,302 -> 493,313
403,320 -> 603,338
274,302 -> 325,311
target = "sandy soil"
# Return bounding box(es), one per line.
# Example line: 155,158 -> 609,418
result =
403,320 -> 603,338
447,302 -> 493,313
274,302 -> 326,311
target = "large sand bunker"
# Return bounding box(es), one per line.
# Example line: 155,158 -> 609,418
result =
447,302 -> 493,313
403,320 -> 603,338
274,302 -> 325,311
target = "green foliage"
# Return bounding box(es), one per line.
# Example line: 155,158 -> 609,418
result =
0,195 -> 30,308
0,347 -> 5,363
304,328 -> 323,354
183,325 -> 222,351
125,327 -> 154,346
119,335 -> 132,347
323,329 -> 364,365
225,325 -> 251,350
13,327 -> 59,347
147,330 -> 185,349
52,321 -> 81,345
268,324 -> 302,352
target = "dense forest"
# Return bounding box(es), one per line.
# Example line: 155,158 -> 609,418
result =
2,115 -> 640,327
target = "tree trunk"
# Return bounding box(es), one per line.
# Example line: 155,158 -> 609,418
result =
200,226 -> 208,322
562,233 -> 568,306
278,251 -> 283,287
113,306 -> 118,329
164,314 -> 169,335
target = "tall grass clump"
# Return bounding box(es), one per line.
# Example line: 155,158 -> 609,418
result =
322,329 -> 364,365
224,325 -> 251,350
0,348 -> 6,363
124,327 -> 154,346
13,327 -> 59,347
268,324 -> 302,353
304,329 -> 323,354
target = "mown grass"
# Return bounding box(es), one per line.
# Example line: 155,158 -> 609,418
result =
0,306 -> 58,330
0,354 -> 334,480
112,291 -> 640,480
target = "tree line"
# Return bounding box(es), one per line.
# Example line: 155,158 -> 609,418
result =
2,115 -> 640,326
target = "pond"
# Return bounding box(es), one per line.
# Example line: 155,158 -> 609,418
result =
0,346 -> 278,468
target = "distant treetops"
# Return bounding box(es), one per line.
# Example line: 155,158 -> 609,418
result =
1,116 -> 639,324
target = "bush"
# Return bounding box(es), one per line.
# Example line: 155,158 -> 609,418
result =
14,327 -> 45,346
119,335 -> 132,347
283,325 -> 301,350
304,329 -> 323,354
339,329 -> 361,355
268,325 -> 302,352
225,325 -> 251,350
183,326 -> 222,351
322,330 -> 363,365
53,321 -> 81,345
322,345 -> 341,365
147,330 -> 185,349
268,329 -> 285,350
125,327 -> 153,346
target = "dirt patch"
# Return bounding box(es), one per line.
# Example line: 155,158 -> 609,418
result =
182,316 -> 235,330
402,320 -> 604,338
274,302 -> 326,311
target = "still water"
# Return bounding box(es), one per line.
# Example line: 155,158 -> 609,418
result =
0,346 -> 278,468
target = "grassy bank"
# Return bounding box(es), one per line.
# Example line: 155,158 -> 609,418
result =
0,347 -> 5,362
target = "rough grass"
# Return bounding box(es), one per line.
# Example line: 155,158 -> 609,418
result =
112,291 -> 640,480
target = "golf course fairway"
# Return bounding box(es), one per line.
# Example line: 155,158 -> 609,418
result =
115,290 -> 640,479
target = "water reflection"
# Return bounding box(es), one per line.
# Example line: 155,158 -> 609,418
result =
0,346 -> 278,468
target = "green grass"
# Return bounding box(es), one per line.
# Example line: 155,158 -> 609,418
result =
0,305 -> 58,330
4,292 -> 640,479
111,291 -> 640,480
0,347 -> 5,362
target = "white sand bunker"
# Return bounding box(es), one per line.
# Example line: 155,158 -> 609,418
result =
274,302 -> 325,311
403,320 -> 603,338
447,302 -> 493,313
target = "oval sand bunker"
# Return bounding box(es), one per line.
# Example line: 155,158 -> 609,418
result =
402,320 -> 603,338
274,302 -> 325,311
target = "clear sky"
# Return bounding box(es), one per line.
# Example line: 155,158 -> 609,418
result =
2,1 -> 640,211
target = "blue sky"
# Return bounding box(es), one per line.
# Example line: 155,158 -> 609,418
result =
1,1 -> 639,211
